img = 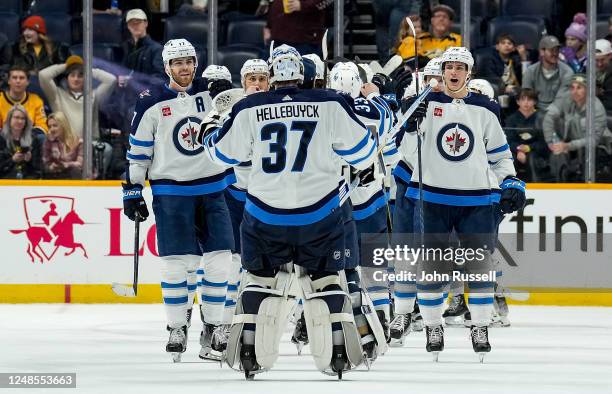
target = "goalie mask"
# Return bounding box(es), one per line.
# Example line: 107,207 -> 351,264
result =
162,39 -> 198,87
268,44 -> 304,85
329,62 -> 362,98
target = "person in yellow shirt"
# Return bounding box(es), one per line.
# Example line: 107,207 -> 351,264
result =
418,5 -> 462,60
0,65 -> 48,139
395,14 -> 423,59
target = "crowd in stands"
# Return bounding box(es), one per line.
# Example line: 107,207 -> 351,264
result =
0,0 -> 611,182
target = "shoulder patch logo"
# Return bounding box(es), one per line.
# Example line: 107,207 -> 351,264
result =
162,106 -> 172,117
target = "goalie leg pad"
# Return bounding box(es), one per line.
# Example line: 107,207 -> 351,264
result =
298,270 -> 364,373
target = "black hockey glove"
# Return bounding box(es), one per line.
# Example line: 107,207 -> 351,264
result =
122,183 -> 149,221
350,164 -> 377,187
372,73 -> 392,95
499,176 -> 526,214
393,69 -> 413,99
208,79 -> 233,99
407,99 -> 428,124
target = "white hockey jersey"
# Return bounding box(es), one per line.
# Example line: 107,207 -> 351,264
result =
204,87 -> 375,226
403,91 -> 515,206
127,79 -> 235,195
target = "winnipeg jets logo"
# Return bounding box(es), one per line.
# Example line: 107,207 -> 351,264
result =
436,123 -> 474,162
172,116 -> 204,156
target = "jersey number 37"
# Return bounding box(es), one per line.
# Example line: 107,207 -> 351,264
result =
261,121 -> 317,173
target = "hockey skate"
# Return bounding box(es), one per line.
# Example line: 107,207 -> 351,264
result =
463,311 -> 473,327
491,295 -> 510,327
166,325 -> 187,363
330,344 -> 349,380
443,294 -> 469,326
470,325 -> 491,363
199,323 -> 227,362
425,324 -> 444,362
411,304 -> 424,331
389,313 -> 411,346
290,311 -> 309,355
240,344 -> 263,380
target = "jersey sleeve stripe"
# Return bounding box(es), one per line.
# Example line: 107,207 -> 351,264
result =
345,139 -> 376,165
127,152 -> 152,160
486,143 -> 509,154
215,147 -> 240,165
333,130 -> 370,155
129,135 -> 154,147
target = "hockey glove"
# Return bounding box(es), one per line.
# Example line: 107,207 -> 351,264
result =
372,73 -> 392,95
407,98 -> 428,124
393,69 -> 413,99
499,176 -> 526,214
208,79 -> 233,99
350,164 -> 377,187
122,183 -> 149,221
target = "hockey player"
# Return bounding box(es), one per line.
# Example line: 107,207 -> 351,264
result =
303,54 -> 326,88
389,56 -> 444,344
328,61 -> 395,362
397,47 -> 525,361
202,45 -> 376,379
122,39 -> 235,362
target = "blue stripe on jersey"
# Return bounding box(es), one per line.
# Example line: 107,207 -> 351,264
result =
215,146 -> 240,165
346,139 -> 376,165
129,135 -> 154,147
245,189 -> 340,226
127,152 -> 152,161
352,190 -> 387,221
406,182 -> 501,206
202,295 -> 226,304
201,280 -> 228,288
417,297 -> 445,306
161,281 -> 187,289
383,147 -> 398,156
394,291 -> 416,298
487,144 -> 509,154
372,298 -> 391,306
369,99 -> 386,136
468,297 -> 495,305
150,170 -> 236,196
227,185 -> 247,202
163,296 -> 188,305
334,130 -> 370,156
392,160 -> 413,184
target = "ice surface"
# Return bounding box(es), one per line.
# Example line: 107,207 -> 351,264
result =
1,304 -> 611,394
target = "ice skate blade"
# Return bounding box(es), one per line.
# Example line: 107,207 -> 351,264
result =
431,351 -> 440,362
478,353 -> 485,363
389,338 -> 405,347
444,315 -> 465,326
171,352 -> 182,363
199,348 -> 223,361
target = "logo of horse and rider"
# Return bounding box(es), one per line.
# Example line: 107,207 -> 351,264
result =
10,196 -> 87,263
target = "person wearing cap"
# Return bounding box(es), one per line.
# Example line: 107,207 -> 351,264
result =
522,35 -> 574,112
11,15 -> 69,75
479,33 -> 530,97
595,39 -> 612,115
542,73 -> 611,181
560,13 -> 587,73
39,55 -> 117,177
121,9 -> 164,80
418,4 -> 462,60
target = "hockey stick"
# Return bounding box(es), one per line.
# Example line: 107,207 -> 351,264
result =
387,79 -> 438,141
322,29 -> 329,86
111,213 -> 142,297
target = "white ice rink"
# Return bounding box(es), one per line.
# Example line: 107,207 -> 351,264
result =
2,304 -> 611,394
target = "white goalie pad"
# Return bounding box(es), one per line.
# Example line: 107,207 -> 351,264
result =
360,290 -> 389,357
225,267 -> 295,370
213,88 -> 245,116
297,270 -> 364,373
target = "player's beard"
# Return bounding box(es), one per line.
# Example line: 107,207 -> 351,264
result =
170,68 -> 195,88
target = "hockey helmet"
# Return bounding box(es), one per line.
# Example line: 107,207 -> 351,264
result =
468,79 -> 495,99
202,64 -> 232,82
240,59 -> 269,84
268,44 -> 304,84
440,47 -> 474,73
303,54 -> 325,81
162,38 -> 197,70
423,57 -> 443,77
329,62 -> 362,98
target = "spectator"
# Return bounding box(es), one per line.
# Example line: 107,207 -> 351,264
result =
606,15 -> 612,43
11,16 -> 69,75
560,13 -> 587,74
120,9 -> 164,80
373,0 -> 423,61
522,35 -> 574,112
478,34 -> 529,98
543,74 -> 611,182
0,105 -> 41,179
417,4 -> 461,61
0,32 -> 11,77
42,112 -> 83,179
595,39 -> 612,116
504,88 -> 549,182
395,14 -> 422,60
175,0 -> 208,16
93,0 -> 148,15
0,65 -> 48,135
263,0 -> 334,57
39,55 -> 116,176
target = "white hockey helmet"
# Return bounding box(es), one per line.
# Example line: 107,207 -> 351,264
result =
162,38 -> 198,70
468,79 -> 495,99
268,44 -> 304,84
440,46 -> 474,73
202,64 -> 232,82
356,62 -> 374,83
240,59 -> 269,84
329,62 -> 362,98
423,57 -> 443,77
303,54 -> 325,81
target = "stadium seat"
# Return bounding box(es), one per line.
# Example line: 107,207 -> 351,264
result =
0,0 -> 22,14
471,47 -> 491,76
217,46 -> 263,86
164,15 -> 208,50
597,15 -> 612,39
486,16 -> 547,51
92,13 -> 123,45
28,0 -> 73,14
70,43 -> 122,63
0,12 -> 20,42
451,19 -> 482,48
601,0 -> 612,13
440,0 -> 499,19
39,13 -> 73,44
500,0 -> 555,20
226,19 -> 266,48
